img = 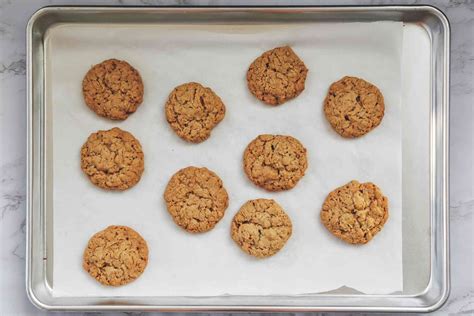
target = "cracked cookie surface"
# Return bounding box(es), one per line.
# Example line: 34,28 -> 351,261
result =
243,134 -> 308,191
83,225 -> 148,286
80,127 -> 144,191
321,180 -> 389,244
231,199 -> 292,258
82,59 -> 144,120
165,82 -> 225,143
164,166 -> 229,233
324,76 -> 385,138
247,46 -> 308,105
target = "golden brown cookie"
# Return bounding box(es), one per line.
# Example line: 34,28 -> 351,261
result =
80,127 -> 144,191
247,46 -> 308,106
82,59 -> 144,120
165,82 -> 225,143
243,134 -> 308,191
164,166 -> 229,233
83,225 -> 148,286
321,180 -> 389,244
324,76 -> 385,138
231,199 -> 292,258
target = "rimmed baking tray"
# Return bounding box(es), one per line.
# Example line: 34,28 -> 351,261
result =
26,6 -> 449,312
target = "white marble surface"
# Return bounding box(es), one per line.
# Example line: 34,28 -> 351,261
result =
0,0 -> 472,315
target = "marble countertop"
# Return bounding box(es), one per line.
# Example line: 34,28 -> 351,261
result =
0,0 -> 472,315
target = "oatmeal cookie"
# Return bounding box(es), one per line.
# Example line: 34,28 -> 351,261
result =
165,82 -> 225,143
164,166 -> 229,233
324,76 -> 385,138
82,59 -> 144,120
80,127 -> 144,191
83,225 -> 148,286
320,180 -> 389,244
231,199 -> 292,258
247,46 -> 308,105
243,134 -> 308,191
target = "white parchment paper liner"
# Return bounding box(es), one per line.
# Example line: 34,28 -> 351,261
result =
48,21 -> 403,296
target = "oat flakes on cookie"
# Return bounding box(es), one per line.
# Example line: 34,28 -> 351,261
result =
243,134 -> 308,191
82,59 -> 144,120
164,166 -> 229,233
247,46 -> 308,106
165,82 -> 225,143
83,225 -> 148,286
321,180 -> 389,244
231,199 -> 292,258
324,76 -> 385,138
80,127 -> 144,191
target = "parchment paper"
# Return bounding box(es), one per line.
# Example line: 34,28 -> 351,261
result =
47,21 -> 403,297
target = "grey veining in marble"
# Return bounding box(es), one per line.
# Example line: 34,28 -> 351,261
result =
0,0 -> 472,315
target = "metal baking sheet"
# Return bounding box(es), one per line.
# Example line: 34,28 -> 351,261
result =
26,6 -> 450,312
51,19 -> 405,297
